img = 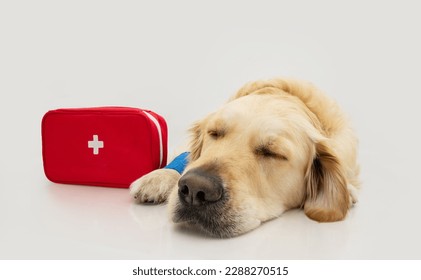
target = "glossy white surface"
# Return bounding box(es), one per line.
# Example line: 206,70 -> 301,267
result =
1,1 -> 421,259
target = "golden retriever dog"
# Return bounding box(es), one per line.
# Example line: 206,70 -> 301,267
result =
130,78 -> 360,238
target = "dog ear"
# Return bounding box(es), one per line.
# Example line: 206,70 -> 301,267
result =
304,140 -> 350,222
188,121 -> 204,161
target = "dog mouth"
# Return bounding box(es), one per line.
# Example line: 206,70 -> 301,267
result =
172,191 -> 240,238
170,168 -> 240,238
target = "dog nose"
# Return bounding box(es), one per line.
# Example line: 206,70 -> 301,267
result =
178,169 -> 224,206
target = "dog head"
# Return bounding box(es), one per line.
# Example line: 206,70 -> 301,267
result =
167,85 -> 351,237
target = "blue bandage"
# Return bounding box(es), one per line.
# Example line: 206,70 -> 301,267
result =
164,152 -> 190,174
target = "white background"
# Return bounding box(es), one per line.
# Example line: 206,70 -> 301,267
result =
1,0 -> 420,259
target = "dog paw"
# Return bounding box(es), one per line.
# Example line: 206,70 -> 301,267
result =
130,169 -> 180,204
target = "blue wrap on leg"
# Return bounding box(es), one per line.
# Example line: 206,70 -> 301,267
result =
163,152 -> 190,174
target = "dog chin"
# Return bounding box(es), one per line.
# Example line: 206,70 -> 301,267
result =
167,189 -> 261,238
171,206 -> 239,238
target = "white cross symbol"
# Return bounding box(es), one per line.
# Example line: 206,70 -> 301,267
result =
88,135 -> 104,155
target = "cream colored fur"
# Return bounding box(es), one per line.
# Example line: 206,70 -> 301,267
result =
130,78 -> 360,237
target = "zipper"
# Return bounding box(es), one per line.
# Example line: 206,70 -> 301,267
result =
54,107 -> 142,114
143,111 -> 164,168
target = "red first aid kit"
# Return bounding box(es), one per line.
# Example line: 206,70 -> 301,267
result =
41,107 -> 168,188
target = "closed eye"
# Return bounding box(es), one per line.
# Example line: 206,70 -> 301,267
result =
255,146 -> 288,161
207,129 -> 225,139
